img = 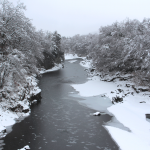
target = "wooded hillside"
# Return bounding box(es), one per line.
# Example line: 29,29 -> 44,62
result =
0,0 -> 64,111
61,19 -> 150,87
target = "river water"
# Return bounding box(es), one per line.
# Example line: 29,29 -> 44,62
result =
1,59 -> 119,150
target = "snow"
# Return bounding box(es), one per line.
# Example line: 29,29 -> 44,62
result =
0,107 -> 18,136
39,64 -> 63,74
68,60 -> 77,63
70,58 -> 150,150
80,59 -> 92,68
65,53 -> 85,60
93,112 -> 101,116
0,99 -> 31,137
77,95 -> 112,114
0,62 -> 64,138
32,100 -> 37,104
0,74 -> 41,137
105,126 -> 150,150
32,87 -> 41,95
107,95 -> 150,150
18,145 -> 30,150
71,76 -> 118,97
26,75 -> 41,96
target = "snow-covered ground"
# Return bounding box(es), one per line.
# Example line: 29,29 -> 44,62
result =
0,62 -> 64,138
0,108 -> 18,137
80,59 -> 92,68
0,74 -> 42,138
18,145 -> 30,150
69,56 -> 150,150
0,61 -> 64,139
65,53 -> 85,60
68,60 -> 77,63
39,64 -> 63,74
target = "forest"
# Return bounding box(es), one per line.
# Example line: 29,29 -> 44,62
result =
61,18 -> 150,87
0,0 -> 64,113
1,0 -> 150,112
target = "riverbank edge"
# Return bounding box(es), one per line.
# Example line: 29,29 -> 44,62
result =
65,53 -> 150,150
78,57 -> 150,150
0,64 -> 63,138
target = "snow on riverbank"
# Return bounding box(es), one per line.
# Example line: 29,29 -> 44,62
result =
18,145 -> 30,150
105,95 -> 150,150
0,61 -> 65,138
71,57 -> 150,150
0,75 -> 42,137
0,108 -> 18,136
0,62 -> 64,137
65,53 -> 85,60
39,64 -> 63,74
80,59 -> 92,68
72,76 -> 118,97
68,60 -> 77,63
0,75 -> 40,137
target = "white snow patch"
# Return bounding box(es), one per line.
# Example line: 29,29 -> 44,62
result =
40,64 -> 63,74
68,60 -> 77,63
26,76 -> 41,96
71,76 -> 150,149
70,58 -> 150,150
0,74 -> 40,137
18,145 -> 30,150
80,59 -> 92,68
0,108 -> 18,135
71,76 -> 118,97
106,95 -> 150,150
65,53 -> 85,60
32,100 -> 37,104
105,126 -> 150,150
77,95 -> 112,114
93,112 -> 101,116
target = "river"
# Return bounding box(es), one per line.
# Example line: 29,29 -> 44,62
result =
1,59 -> 119,150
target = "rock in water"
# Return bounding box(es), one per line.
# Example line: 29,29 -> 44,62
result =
93,112 -> 101,116
32,99 -> 37,104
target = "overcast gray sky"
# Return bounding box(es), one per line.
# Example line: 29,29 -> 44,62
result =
10,0 -> 150,37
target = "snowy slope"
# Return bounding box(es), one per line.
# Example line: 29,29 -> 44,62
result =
71,58 -> 150,150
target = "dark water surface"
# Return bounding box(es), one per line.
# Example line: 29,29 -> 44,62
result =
1,59 -> 119,150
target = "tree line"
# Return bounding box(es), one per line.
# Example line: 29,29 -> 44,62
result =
0,0 -> 64,109
0,0 -> 64,90
61,18 -> 150,87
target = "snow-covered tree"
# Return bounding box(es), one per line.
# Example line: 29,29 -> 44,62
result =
0,0 -> 64,109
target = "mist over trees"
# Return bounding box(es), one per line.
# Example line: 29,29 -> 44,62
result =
61,18 -> 150,87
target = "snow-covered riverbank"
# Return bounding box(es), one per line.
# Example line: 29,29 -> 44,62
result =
39,63 -> 63,74
0,75 -> 41,138
18,145 -> 30,150
0,64 -> 63,138
66,54 -> 150,150
65,53 -> 85,60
